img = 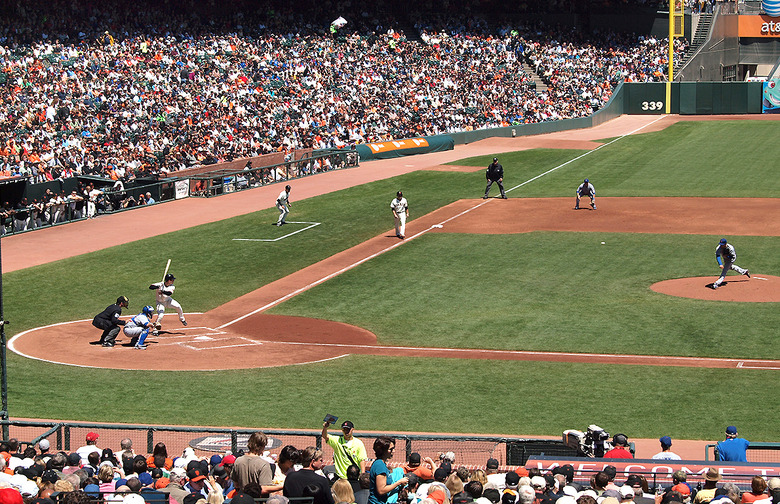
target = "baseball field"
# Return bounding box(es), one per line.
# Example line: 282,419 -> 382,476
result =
4,116 -> 780,442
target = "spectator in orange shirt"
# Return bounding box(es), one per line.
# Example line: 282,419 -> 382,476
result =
147,442 -> 174,471
741,477 -> 768,504
403,453 -> 435,481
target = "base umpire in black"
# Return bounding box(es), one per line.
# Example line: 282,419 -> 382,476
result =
483,157 -> 506,199
93,296 -> 129,347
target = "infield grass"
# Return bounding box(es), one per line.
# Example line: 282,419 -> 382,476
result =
4,120 -> 779,440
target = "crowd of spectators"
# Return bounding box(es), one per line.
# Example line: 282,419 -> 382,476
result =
0,426 -> 777,504
0,0 -> 688,189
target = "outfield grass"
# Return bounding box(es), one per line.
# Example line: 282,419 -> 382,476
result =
271,232 -> 780,360
4,120 -> 779,440
454,121 -> 780,197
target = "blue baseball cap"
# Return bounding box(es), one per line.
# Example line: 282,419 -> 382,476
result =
659,436 -> 672,446
726,426 -> 737,435
720,238 -> 728,245
584,178 -> 589,183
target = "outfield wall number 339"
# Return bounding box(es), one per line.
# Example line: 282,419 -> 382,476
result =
641,101 -> 664,111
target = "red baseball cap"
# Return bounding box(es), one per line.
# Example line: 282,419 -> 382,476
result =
86,432 -> 99,442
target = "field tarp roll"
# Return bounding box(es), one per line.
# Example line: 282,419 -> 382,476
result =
356,135 -> 454,161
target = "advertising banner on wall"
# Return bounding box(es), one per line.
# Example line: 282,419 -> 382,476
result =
175,179 -> 190,199
762,80 -> 780,112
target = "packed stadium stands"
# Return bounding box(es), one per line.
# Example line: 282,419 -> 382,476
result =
1,431 -> 778,504
0,0 -> 686,184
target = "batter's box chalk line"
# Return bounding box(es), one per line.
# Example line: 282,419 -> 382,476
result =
180,335 -> 264,351
233,221 -> 321,242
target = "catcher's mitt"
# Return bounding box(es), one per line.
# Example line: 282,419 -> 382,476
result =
154,323 -> 162,330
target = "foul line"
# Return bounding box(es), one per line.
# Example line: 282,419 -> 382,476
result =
217,201 -> 493,329
218,116 -> 667,329
233,221 -> 321,242
256,340 -> 780,370
506,115 -> 668,193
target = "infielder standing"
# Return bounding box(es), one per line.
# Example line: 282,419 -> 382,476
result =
575,178 -> 596,209
390,191 -> 409,239
149,273 -> 187,329
276,184 -> 292,226
712,238 -> 750,290
124,305 -> 156,349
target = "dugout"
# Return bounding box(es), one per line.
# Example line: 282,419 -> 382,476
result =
0,178 -> 28,206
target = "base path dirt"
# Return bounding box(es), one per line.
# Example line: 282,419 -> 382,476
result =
10,197 -> 779,371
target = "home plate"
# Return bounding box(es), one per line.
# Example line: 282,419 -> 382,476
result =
194,335 -> 215,341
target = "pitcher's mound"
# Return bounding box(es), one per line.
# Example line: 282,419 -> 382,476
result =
651,275 -> 780,302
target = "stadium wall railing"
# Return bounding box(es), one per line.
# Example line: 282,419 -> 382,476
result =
0,150 -> 357,236
4,420 -> 780,479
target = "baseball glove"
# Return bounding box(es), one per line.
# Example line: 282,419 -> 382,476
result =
154,323 -> 162,330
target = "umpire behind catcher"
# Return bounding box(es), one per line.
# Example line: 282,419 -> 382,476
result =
483,157 -> 507,199
93,296 -> 129,347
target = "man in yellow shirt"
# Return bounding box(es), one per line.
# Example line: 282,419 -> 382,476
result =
322,420 -> 367,480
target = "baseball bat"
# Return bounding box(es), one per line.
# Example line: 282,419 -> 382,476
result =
161,259 -> 171,284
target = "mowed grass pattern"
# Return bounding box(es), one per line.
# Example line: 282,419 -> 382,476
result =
4,120 -> 779,438
271,232 -> 780,360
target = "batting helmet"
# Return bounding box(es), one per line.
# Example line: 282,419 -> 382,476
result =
164,273 -> 176,282
142,305 -> 154,316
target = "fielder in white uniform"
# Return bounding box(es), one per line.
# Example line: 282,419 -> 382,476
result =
390,191 -> 409,239
149,273 -> 187,328
712,238 -> 749,289
123,305 -> 155,349
276,185 -> 292,226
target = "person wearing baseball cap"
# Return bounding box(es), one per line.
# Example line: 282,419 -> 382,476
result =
92,296 -> 129,347
76,432 -> 101,465
575,178 -> 596,210
712,238 -> 750,290
604,434 -> 633,459
404,452 -> 434,480
716,426 -> 749,462
484,157 -> 507,199
38,439 -> 51,456
652,436 -> 681,460
185,467 -> 214,499
322,418 -> 367,479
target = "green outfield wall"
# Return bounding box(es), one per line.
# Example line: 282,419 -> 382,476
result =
448,81 -> 763,145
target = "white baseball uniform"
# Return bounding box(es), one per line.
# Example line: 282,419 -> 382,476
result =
390,196 -> 408,238
276,188 -> 291,225
150,281 -> 185,324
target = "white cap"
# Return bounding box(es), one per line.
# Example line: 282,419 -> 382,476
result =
124,494 -> 146,504
39,439 -> 50,450
619,486 -> 635,498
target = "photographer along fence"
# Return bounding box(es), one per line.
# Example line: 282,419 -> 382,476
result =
2,419 -> 574,470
